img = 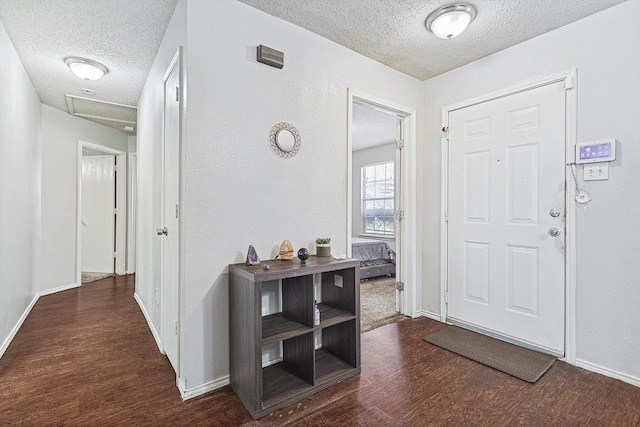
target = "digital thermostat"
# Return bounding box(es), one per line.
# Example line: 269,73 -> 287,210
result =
576,139 -> 616,164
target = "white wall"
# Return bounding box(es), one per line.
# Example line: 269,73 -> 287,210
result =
0,21 -> 42,356
40,105 -> 128,292
352,142 -> 396,250
136,0 -> 187,350
169,0 -> 422,391
421,1 -> 640,382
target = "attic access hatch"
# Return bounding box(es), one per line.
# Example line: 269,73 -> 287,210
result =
66,94 -> 137,134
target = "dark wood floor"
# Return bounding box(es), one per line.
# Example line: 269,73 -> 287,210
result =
1,274 -> 639,426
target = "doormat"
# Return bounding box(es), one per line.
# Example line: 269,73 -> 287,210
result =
422,325 -> 556,383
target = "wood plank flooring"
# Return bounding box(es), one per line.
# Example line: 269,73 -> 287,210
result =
1,274 -> 639,426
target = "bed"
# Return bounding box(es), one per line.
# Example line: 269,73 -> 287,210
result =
352,237 -> 396,280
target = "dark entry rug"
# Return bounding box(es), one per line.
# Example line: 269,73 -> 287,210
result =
422,325 -> 556,383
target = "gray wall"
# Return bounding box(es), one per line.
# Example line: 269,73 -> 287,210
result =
40,105 -> 128,292
0,21 -> 42,357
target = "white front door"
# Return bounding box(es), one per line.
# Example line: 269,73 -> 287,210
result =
161,56 -> 181,372
81,155 -> 115,273
447,81 -> 566,355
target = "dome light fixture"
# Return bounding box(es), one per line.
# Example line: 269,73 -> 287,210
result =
425,3 -> 476,40
64,57 -> 108,80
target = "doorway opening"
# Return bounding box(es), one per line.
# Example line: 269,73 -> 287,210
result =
347,90 -> 419,332
76,141 -> 126,285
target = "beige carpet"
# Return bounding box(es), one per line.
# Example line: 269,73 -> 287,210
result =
423,325 -> 556,383
360,276 -> 407,333
81,272 -> 114,284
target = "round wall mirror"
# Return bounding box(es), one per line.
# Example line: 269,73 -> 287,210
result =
276,129 -> 296,152
269,122 -> 301,158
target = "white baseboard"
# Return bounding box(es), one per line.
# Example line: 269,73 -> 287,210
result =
134,292 -> 162,352
0,294 -> 38,359
417,309 -> 443,322
178,375 -> 230,400
39,282 -> 80,297
1,282 -> 81,359
575,358 -> 640,388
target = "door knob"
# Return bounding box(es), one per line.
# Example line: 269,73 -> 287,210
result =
548,227 -> 560,237
157,227 -> 168,236
549,208 -> 561,218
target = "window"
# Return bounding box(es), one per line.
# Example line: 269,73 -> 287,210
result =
361,161 -> 394,236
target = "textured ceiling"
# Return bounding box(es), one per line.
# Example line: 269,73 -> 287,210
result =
352,103 -> 399,152
0,0 -> 179,133
238,0 -> 627,80
0,0 -> 627,135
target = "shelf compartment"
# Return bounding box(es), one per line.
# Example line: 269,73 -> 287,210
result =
319,320 -> 358,369
262,332 -> 314,405
315,347 -> 356,384
262,313 -> 311,345
262,362 -> 314,406
321,268 -> 357,314
317,303 -> 356,328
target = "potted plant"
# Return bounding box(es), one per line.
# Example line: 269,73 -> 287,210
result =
315,237 -> 331,257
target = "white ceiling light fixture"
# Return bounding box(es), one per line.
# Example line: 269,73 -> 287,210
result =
64,57 -> 109,81
425,3 -> 477,40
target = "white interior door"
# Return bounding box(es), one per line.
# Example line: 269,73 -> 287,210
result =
161,56 -> 180,372
81,155 -> 115,273
447,82 -> 566,355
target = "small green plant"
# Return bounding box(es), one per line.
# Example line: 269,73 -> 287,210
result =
315,237 -> 331,244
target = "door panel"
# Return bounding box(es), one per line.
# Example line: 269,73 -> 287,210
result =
81,155 -> 115,273
162,59 -> 180,372
447,82 -> 566,355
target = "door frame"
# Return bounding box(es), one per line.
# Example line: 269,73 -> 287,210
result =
160,47 -> 185,391
76,140 -> 126,284
347,89 -> 419,318
126,152 -> 137,274
439,69 -> 578,363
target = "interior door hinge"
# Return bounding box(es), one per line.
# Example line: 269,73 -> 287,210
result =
174,320 -> 178,335
563,76 -> 574,90
396,139 -> 404,150
113,164 -> 118,172
396,281 -> 405,291
442,126 -> 449,140
175,86 -> 179,102
445,291 -> 448,303
444,210 -> 448,222
176,204 -> 179,219
395,210 -> 405,221
113,208 -> 118,215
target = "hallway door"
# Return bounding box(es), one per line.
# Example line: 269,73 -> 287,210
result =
81,154 -> 115,273
161,52 -> 181,373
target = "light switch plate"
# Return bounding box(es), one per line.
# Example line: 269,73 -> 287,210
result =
334,274 -> 343,288
584,163 -> 609,181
